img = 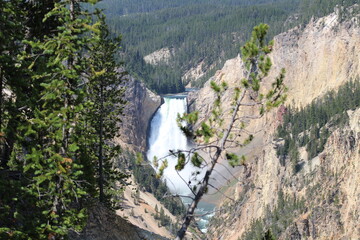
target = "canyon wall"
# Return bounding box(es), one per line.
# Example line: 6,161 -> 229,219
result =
116,77 -> 161,153
206,108 -> 360,240
189,7 -> 360,127
188,6 -> 360,240
270,7 -> 360,107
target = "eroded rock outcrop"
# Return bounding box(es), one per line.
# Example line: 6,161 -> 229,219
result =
144,47 -> 174,66
116,77 -> 161,153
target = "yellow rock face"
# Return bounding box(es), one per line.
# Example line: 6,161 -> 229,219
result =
270,12 -> 360,108
191,9 -> 360,240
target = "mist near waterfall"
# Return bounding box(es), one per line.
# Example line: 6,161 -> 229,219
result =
147,97 -> 195,195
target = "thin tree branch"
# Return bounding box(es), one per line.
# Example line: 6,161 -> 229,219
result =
208,183 -> 235,202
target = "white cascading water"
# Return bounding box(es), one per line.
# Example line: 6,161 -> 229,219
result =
147,96 -> 215,232
147,96 -> 194,195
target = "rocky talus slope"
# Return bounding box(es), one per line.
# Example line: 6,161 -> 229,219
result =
188,6 -> 360,240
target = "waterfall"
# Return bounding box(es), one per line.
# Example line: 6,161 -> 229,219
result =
147,96 -> 193,195
147,95 -> 215,233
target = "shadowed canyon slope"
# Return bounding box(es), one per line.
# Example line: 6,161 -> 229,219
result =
69,204 -> 170,240
116,77 -> 161,153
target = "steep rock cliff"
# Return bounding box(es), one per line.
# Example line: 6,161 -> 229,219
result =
270,7 -> 360,107
117,77 -> 161,153
188,6 -> 360,240
189,6 -> 360,127
207,108 -> 360,240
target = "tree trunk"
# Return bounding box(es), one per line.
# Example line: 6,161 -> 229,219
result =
99,83 -> 104,202
176,148 -> 221,239
62,0 -> 76,154
69,0 -> 75,21
176,89 -> 247,239
0,68 -> 3,130
0,67 -> 4,168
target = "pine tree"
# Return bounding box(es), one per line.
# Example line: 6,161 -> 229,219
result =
86,13 -> 128,207
6,0 -> 100,238
1,0 -> 129,238
0,1 -> 33,238
153,24 -> 287,239
0,0 -> 24,169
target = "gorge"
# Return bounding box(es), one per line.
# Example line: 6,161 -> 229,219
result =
2,1 -> 360,239
109,6 -> 360,239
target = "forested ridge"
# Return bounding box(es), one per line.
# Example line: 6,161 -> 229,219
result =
98,0 -> 358,94
97,0 -> 292,15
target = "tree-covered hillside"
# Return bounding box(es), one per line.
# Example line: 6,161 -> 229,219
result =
97,0 -> 294,15
98,0 -> 358,94
103,0 -> 299,93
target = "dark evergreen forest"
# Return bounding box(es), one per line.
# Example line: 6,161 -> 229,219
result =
97,0 -> 358,94
0,1 -> 186,238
